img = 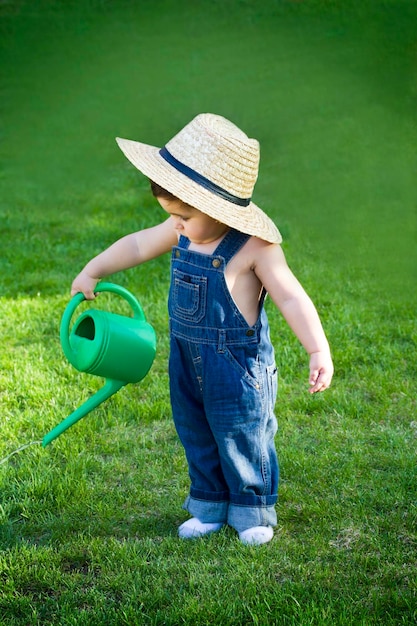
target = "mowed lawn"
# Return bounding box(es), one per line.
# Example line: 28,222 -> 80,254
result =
0,1 -> 416,624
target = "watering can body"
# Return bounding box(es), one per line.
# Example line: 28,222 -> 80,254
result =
68,308 -> 156,383
42,283 -> 156,447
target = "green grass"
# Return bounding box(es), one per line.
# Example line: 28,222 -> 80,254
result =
1,1 -> 416,624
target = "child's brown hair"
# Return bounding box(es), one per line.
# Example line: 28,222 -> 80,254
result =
149,179 -> 177,201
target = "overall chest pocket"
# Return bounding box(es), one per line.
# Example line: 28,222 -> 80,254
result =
172,269 -> 207,323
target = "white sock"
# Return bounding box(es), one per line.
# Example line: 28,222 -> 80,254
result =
239,526 -> 274,545
178,517 -> 224,539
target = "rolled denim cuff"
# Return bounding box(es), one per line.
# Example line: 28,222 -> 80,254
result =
183,494 -> 229,524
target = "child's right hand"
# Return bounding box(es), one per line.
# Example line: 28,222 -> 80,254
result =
70,270 -> 99,300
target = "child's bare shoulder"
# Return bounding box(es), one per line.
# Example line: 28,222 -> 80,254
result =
240,236 -> 285,268
134,218 -> 178,261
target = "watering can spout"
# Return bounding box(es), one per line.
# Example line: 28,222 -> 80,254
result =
42,378 -> 125,447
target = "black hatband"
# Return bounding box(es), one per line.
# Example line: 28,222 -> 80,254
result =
159,147 -> 251,207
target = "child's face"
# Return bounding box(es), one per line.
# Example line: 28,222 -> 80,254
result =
158,197 -> 228,244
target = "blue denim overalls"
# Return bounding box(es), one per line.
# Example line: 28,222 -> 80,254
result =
168,228 -> 279,533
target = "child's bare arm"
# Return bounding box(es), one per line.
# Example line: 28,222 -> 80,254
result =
71,218 -> 177,299
254,242 -> 334,393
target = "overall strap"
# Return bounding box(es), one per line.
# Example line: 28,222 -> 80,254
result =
215,229 -> 268,311
177,235 -> 191,249
213,229 -> 251,264
176,230 -> 250,262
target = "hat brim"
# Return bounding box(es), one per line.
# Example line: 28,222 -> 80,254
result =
116,137 -> 282,244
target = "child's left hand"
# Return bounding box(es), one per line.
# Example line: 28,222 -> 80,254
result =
308,351 -> 334,393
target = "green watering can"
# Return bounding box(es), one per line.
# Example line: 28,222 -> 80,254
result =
42,282 -> 156,447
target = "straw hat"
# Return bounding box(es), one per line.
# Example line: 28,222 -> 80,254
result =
116,113 -> 282,244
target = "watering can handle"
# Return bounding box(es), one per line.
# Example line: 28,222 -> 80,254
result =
60,282 -> 146,363
93,282 -> 146,320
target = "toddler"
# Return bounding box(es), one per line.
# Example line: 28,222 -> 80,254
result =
71,113 -> 334,545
